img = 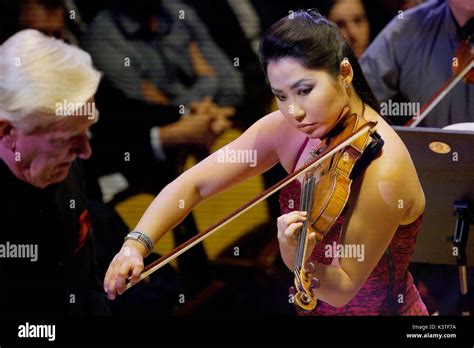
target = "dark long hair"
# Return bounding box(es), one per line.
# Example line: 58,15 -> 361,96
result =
258,8 -> 379,112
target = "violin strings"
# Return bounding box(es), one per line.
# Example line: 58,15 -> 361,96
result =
297,175 -> 311,269
294,165 -> 318,272
295,176 -> 307,270
295,179 -> 304,269
305,175 -> 315,264
301,176 -> 311,266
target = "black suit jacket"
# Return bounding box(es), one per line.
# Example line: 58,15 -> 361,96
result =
0,160 -> 109,318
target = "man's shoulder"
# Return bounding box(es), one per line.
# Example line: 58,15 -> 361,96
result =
361,0 -> 448,69
371,0 -> 447,42
403,0 -> 447,19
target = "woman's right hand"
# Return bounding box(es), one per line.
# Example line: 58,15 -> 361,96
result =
104,241 -> 146,300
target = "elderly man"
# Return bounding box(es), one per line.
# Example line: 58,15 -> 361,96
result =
0,29 -> 109,317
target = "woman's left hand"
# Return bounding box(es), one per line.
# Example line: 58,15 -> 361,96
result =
277,211 -> 318,270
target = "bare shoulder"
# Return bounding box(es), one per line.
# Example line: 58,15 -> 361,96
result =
269,111 -> 307,173
224,110 -> 294,168
370,119 -> 413,179
251,110 -> 306,172
357,111 -> 425,223
233,110 -> 285,152
245,110 -> 288,140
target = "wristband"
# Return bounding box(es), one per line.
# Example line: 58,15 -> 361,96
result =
124,231 -> 154,256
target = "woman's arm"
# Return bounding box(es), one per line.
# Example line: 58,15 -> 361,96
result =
104,112 -> 283,299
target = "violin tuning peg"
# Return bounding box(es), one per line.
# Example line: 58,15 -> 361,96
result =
305,261 -> 315,274
310,277 -> 321,290
289,286 -> 297,295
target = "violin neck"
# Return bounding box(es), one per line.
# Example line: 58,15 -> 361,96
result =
293,175 -> 316,272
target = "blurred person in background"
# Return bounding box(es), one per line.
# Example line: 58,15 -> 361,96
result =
360,0 -> 473,127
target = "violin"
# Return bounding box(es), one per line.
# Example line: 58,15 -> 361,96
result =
122,107 -> 378,311
289,103 -> 378,311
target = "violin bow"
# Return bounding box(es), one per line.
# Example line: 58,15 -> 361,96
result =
124,120 -> 377,292
406,52 -> 473,127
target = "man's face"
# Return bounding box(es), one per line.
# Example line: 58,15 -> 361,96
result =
449,0 -> 474,13
11,106 -> 97,188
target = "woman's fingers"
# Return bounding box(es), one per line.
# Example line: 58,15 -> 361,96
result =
277,211 -> 307,230
104,256 -> 121,298
104,245 -> 144,300
104,264 -> 112,292
116,262 -> 132,295
277,211 -> 306,236
130,262 -> 145,284
283,221 -> 303,244
106,265 -> 119,300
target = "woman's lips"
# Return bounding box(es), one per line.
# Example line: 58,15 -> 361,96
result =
298,122 -> 318,132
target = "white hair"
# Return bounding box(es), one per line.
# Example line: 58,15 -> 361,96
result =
0,29 -> 102,132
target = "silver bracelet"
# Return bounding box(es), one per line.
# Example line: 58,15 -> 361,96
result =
124,231 -> 154,256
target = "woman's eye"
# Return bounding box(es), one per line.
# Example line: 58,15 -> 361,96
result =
298,88 -> 312,96
275,95 -> 287,101
353,15 -> 366,24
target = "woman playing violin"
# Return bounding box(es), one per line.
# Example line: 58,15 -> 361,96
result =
104,9 -> 428,315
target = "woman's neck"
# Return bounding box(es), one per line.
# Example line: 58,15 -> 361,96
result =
347,90 -> 365,119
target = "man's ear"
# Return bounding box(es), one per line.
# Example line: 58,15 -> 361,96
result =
0,120 -> 15,151
339,57 -> 354,87
0,120 -> 13,138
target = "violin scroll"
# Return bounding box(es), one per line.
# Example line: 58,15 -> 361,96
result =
290,261 -> 321,311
